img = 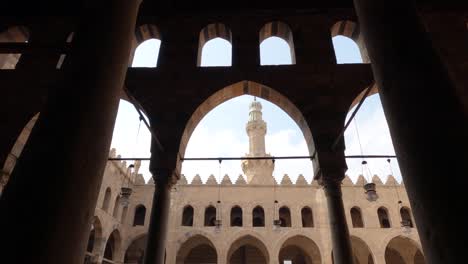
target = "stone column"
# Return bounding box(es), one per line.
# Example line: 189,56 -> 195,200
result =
144,167 -> 172,264
321,177 -> 353,264
353,1 -> 468,263
0,1 -> 141,264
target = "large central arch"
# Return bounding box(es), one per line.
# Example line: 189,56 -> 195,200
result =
178,81 -> 316,174
227,234 -> 269,264
278,235 -> 322,264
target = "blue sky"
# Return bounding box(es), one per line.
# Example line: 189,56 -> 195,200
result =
110,36 -> 402,184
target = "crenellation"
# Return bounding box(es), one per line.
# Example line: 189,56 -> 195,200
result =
295,174 -> 308,185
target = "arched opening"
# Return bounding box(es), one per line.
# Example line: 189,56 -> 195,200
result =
182,205 -> 194,226
227,235 -> 269,264
385,236 -> 425,264
351,207 -> 364,228
201,38 -> 232,67
230,206 -> 243,227
0,26 -> 29,69
85,217 -> 102,261
112,196 -> 121,218
279,206 -> 291,227
103,229 -> 121,263
301,207 -> 314,227
102,188 -> 112,212
133,205 -> 146,226
332,36 -> 363,64
124,234 -> 147,264
180,81 -> 315,188
400,207 -> 414,228
121,206 -> 128,224
131,24 -> 161,67
278,235 -> 322,264
259,21 -> 295,65
350,236 -> 374,264
198,23 -> 232,67
132,39 -> 161,67
0,113 -> 39,193
330,21 -> 368,64
176,234 -> 217,264
252,206 -> 265,227
378,207 -> 391,228
331,236 -> 374,264
204,206 -> 217,226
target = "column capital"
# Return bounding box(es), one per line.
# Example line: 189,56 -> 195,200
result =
319,177 -> 343,198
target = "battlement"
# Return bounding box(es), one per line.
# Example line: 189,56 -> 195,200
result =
108,148 -> 144,184
174,173 -> 402,187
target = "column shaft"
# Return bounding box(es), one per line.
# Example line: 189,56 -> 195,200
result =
0,1 -> 140,263
144,174 -> 171,264
323,179 -> 354,264
354,1 -> 468,263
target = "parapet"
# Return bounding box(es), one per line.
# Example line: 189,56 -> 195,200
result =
173,173 -> 402,187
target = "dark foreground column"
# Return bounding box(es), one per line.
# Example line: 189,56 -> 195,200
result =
354,1 -> 468,263
321,177 -> 354,264
144,169 -> 172,264
0,1 -> 140,264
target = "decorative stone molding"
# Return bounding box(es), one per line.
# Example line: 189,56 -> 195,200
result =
221,174 -> 232,185
235,174 -> 247,185
280,174 -> 292,185
206,174 -> 218,185
295,174 -> 308,185
191,174 -> 203,185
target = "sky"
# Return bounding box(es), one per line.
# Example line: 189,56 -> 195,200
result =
110,36 -> 402,184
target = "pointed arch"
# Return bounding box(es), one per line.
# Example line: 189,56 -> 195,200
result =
259,21 -> 295,64
86,216 -> 103,255
385,236 -> 425,264
198,23 -> 232,66
252,206 -> 265,227
176,234 -> 217,264
227,234 -> 269,264
278,235 -> 322,264
1,113 -> 39,192
330,20 -> 369,63
104,229 -> 122,262
124,234 -> 147,264
178,81 -> 316,177
350,236 -> 375,264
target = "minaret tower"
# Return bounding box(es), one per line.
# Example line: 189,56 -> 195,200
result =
241,98 -> 275,184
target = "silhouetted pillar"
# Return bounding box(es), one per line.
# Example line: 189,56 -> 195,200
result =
321,176 -> 354,264
0,0 -> 141,264
144,167 -> 172,264
354,1 -> 468,263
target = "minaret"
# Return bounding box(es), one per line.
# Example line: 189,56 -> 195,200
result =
241,98 -> 275,184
